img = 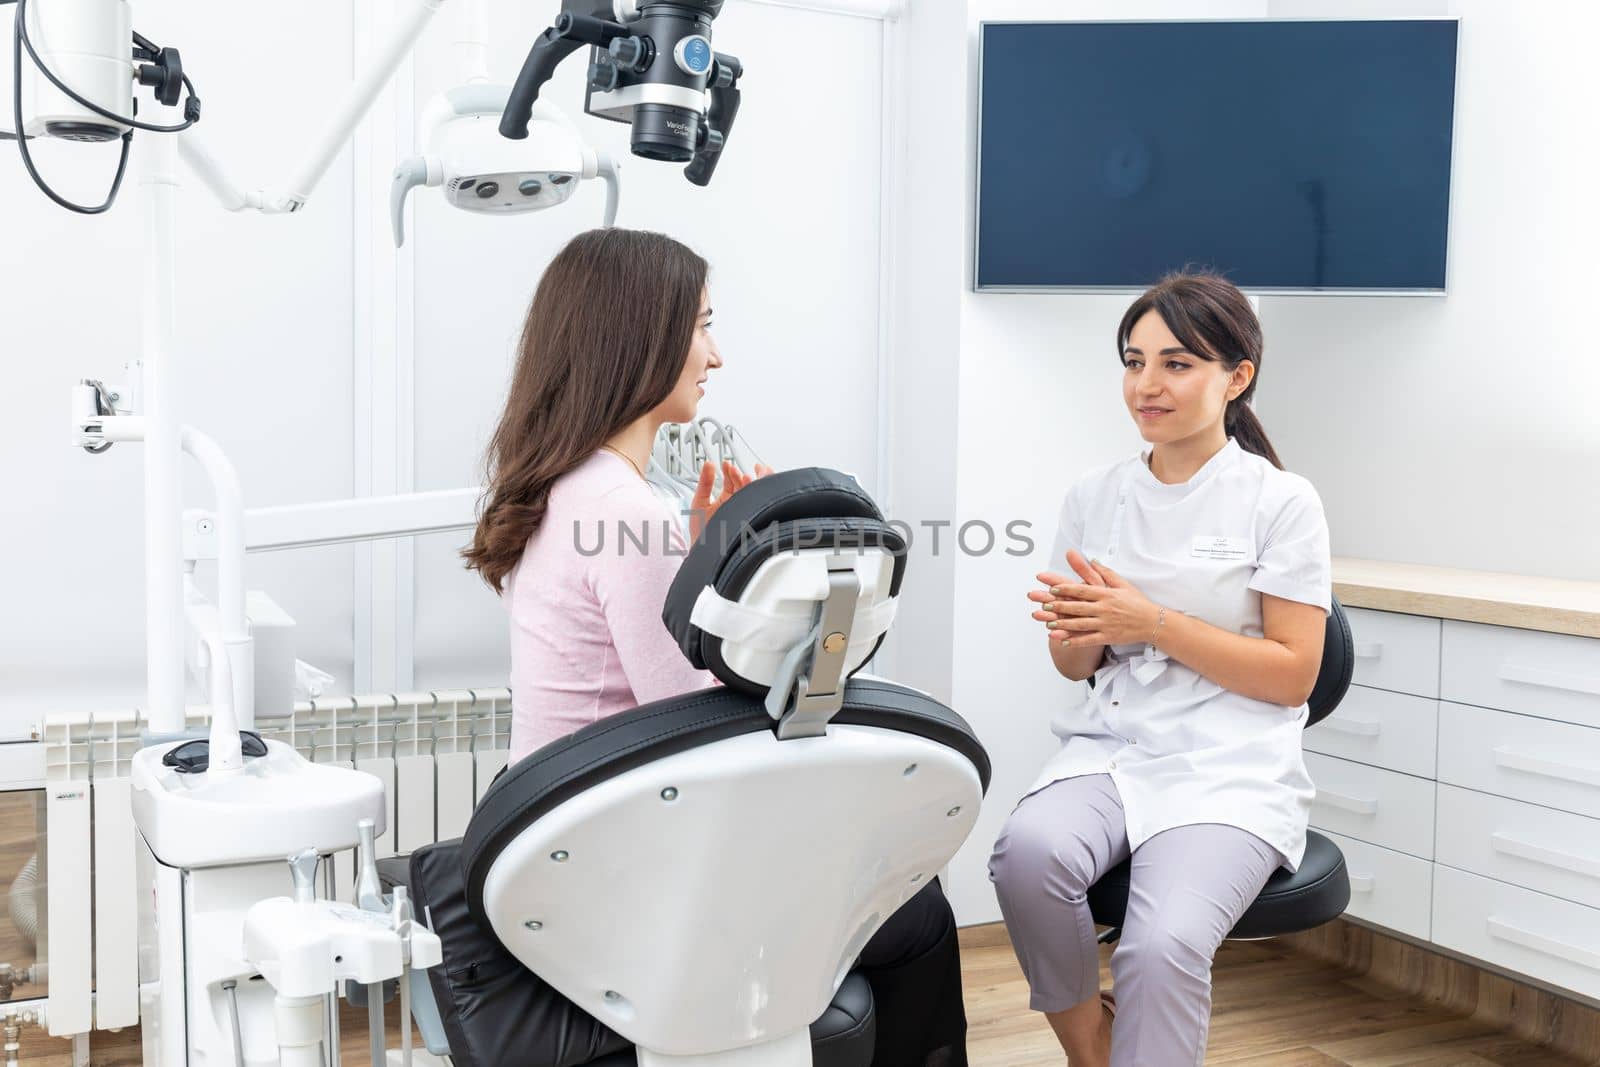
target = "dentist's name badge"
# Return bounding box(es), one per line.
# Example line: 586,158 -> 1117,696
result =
1191,535 -> 1250,561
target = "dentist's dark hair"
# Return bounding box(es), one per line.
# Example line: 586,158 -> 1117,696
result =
1116,269 -> 1285,470
463,227 -> 709,594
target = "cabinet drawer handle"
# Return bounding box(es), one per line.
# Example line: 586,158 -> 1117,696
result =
1354,642 -> 1384,659
1492,748 -> 1600,788
1487,917 -> 1600,971
1490,833 -> 1600,879
1349,873 -> 1375,893
1498,663 -> 1600,698
1315,789 -> 1379,816
1320,718 -> 1382,738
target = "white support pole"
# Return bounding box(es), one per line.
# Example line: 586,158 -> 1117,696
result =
873,8 -> 906,504
354,0 -> 424,693
175,132 -> 252,212
141,134 -> 187,738
171,0 -> 448,215
280,0 -> 446,211
245,488 -> 481,553
456,0 -> 491,84
181,426 -> 254,727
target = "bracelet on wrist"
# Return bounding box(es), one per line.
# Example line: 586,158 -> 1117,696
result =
1149,606 -> 1167,646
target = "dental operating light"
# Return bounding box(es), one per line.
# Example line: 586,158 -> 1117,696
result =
499,0 -> 742,186
391,86 -> 620,246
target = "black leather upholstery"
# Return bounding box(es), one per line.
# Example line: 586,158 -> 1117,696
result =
1085,596 -> 1356,937
392,841 -> 878,1067
810,974 -> 876,1067
660,467 -> 907,695
406,839 -> 634,1067
1086,829 -> 1351,939
1307,596 -> 1354,728
463,677 -> 991,924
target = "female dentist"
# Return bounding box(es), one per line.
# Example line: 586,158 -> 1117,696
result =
987,271 -> 1333,1067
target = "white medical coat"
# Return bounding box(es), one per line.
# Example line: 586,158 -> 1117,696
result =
1025,436 -> 1332,872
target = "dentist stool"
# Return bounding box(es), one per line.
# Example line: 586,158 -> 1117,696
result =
1087,595 -> 1356,941
390,468 -> 991,1067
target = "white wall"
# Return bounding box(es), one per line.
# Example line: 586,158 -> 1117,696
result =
0,1 -> 360,736
1,2 -> 895,737
872,0 -> 966,694
1260,0 -> 1600,580
898,0 -> 1600,926
406,0 -> 893,692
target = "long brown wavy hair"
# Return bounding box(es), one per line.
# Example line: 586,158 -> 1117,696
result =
1117,270 -> 1285,470
463,228 -> 709,593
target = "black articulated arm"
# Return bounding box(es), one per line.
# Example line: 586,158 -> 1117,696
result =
499,0 -> 626,140
685,53 -> 741,186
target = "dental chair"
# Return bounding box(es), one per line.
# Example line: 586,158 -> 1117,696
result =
380,468 -> 991,1067
1087,595 -> 1356,941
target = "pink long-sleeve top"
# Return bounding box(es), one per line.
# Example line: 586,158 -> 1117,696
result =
506,449 -> 715,763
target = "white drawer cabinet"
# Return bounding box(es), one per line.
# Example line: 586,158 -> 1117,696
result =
1304,684 -> 1438,779
1345,607 -> 1441,698
1433,865 -> 1600,1002
1437,702 -> 1600,820
1320,829 -> 1432,941
1436,784 -> 1600,911
1317,585 -> 1600,1007
1442,620 -> 1600,730
1305,752 -> 1436,859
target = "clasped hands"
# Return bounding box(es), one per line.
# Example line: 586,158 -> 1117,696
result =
1029,549 -> 1163,647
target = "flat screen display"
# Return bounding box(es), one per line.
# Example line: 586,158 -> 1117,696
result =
975,20 -> 1459,292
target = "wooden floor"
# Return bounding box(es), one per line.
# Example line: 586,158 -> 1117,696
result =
11,928 -> 1593,1066
962,927 -> 1597,1066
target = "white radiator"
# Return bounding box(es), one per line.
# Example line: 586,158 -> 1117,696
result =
38,687 -> 512,1038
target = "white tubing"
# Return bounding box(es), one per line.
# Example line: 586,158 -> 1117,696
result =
7,855 -> 38,948
141,133 -> 186,737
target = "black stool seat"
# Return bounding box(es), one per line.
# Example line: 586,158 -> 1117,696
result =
1086,829 -> 1351,940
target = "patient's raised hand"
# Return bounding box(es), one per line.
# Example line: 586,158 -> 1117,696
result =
689,461 -> 774,540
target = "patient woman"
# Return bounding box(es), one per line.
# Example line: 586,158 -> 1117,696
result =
988,272 -> 1332,1067
463,227 -> 970,1067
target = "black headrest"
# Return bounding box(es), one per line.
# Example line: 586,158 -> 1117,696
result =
661,467 -> 908,695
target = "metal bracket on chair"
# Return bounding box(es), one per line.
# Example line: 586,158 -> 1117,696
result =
764,558 -> 860,740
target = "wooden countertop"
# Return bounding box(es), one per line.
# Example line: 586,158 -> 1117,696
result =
1332,557 -> 1600,639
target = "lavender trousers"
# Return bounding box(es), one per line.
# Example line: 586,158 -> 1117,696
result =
987,774 -> 1280,1067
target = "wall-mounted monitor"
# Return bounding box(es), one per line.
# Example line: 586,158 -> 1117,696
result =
975,19 -> 1460,294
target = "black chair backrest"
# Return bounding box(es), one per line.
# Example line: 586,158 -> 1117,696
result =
1307,596 -> 1354,728
1083,595 -> 1354,730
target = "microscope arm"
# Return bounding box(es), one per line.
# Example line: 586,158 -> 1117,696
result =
499,0 -> 626,140
686,55 -> 741,187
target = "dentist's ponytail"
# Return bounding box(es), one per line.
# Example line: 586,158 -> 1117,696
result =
1117,270 -> 1286,471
